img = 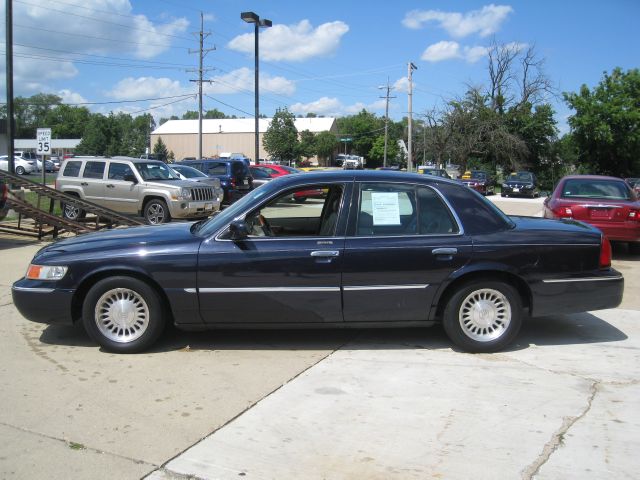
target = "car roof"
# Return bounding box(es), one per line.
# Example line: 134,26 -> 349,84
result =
64,156 -> 164,164
266,169 -> 461,188
560,174 -> 627,182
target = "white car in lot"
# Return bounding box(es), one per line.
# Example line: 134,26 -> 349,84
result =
0,156 -> 36,175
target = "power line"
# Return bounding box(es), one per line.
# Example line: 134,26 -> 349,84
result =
10,51 -> 188,70
0,93 -> 196,106
128,96 -> 195,115
204,94 -> 253,117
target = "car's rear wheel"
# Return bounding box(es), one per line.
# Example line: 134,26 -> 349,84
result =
629,242 -> 640,255
144,199 -> 171,224
294,197 -> 307,203
82,276 -> 166,353
15,166 -> 25,175
443,280 -> 522,353
62,195 -> 85,221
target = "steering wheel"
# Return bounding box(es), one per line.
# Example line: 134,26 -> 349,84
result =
257,214 -> 274,236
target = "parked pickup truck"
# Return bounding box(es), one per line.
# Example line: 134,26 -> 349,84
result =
56,156 -> 222,224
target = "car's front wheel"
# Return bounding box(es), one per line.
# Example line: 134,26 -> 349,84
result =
15,166 -> 25,175
443,280 -> 522,353
82,276 -> 166,353
62,196 -> 85,221
144,199 -> 171,224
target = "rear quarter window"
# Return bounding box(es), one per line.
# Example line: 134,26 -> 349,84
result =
62,161 -> 82,177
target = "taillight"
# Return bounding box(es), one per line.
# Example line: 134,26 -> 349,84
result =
230,178 -> 236,188
552,206 -> 573,218
599,236 -> 612,269
628,209 -> 639,221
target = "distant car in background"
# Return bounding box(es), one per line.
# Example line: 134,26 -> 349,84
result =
250,164 -> 321,202
249,165 -> 275,188
418,166 -> 451,178
461,170 -> 496,195
170,164 -> 224,205
256,164 -> 302,177
501,171 -> 539,198
0,156 -> 36,175
543,175 -> 640,253
181,158 -> 253,203
625,178 -> 640,195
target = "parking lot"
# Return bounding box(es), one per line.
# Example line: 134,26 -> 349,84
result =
1,197 -> 639,479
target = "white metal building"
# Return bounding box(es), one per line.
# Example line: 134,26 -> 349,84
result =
151,117 -> 337,163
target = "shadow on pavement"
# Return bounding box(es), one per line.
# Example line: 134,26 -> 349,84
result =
38,311 -> 627,354
0,235 -> 47,251
612,241 -> 640,261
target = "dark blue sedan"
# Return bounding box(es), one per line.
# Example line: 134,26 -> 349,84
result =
12,171 -> 623,353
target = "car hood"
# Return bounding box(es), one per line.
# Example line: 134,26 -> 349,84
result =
35,222 -> 198,259
143,179 -> 211,189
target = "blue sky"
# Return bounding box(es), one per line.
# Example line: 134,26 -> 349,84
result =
2,0 -> 639,133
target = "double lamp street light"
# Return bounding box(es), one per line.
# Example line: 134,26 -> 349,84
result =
241,11 -> 272,164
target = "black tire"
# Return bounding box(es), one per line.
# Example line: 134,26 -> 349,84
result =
82,276 -> 166,353
144,199 -> 171,224
62,197 -> 85,221
294,197 -> 307,203
501,193 -> 507,198
15,166 -> 26,175
443,280 -> 522,353
629,242 -> 640,255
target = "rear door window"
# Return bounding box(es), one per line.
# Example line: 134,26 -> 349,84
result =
205,163 -> 228,175
357,183 -> 416,236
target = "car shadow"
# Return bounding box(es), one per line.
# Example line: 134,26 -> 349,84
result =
612,241 -> 640,260
0,235 -> 48,251
38,311 -> 628,354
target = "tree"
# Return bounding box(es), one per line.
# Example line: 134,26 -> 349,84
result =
314,131 -> 338,166
263,108 -> 299,161
336,110 -> 384,159
369,135 -> 401,166
182,111 -> 199,120
159,115 -> 179,125
564,68 -> 640,176
204,109 -> 228,119
153,137 -> 169,162
44,104 -> 92,138
298,130 -> 317,160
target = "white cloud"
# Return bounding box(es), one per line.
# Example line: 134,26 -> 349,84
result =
205,68 -> 296,96
290,97 -> 390,117
393,77 -> 410,94
421,41 -> 489,63
57,89 -> 88,104
403,4 -> 513,38
228,20 -> 349,62
107,77 -> 187,100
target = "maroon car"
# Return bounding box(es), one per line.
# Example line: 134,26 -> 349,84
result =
543,175 -> 640,252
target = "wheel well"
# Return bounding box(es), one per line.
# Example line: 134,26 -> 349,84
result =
434,271 -> 532,319
71,270 -> 174,325
142,195 -> 167,210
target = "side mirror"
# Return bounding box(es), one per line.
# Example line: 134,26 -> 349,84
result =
124,174 -> 138,184
229,220 -> 249,240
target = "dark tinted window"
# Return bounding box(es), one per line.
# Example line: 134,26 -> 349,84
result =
231,161 -> 249,176
417,187 -> 458,234
108,162 -> 134,180
82,161 -> 105,179
250,168 -> 271,179
205,163 -> 228,175
174,165 -> 205,178
62,160 -> 82,177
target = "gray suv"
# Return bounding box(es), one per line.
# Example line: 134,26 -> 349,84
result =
55,157 -> 222,224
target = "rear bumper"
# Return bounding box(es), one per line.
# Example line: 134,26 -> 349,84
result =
530,269 -> 624,317
502,185 -> 536,196
590,222 -> 640,242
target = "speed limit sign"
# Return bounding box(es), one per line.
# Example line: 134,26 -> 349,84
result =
37,128 -> 52,155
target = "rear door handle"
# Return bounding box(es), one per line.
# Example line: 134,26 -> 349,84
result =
432,248 -> 457,255
310,250 -> 340,257
106,184 -> 115,188
80,182 -> 89,186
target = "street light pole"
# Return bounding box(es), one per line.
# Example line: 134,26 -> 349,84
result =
241,11 -> 272,164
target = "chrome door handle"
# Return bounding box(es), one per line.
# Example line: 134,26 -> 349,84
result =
80,182 -> 89,186
432,248 -> 457,255
310,250 -> 340,257
106,184 -> 115,188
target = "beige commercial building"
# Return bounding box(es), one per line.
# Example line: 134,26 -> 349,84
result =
151,117 -> 337,164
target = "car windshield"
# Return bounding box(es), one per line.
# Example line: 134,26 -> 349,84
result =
135,162 -> 180,180
281,166 -> 301,174
508,172 -> 533,182
251,168 -> 271,179
195,184 -> 276,237
174,166 -> 206,178
561,179 -> 631,200
471,171 -> 487,180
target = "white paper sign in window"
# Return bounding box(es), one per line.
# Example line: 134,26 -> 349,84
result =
371,192 -> 401,225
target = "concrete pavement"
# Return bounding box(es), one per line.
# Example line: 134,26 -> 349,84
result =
1,196 -> 639,479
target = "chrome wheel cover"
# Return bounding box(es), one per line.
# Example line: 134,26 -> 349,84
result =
94,288 -> 149,343
146,203 -> 165,224
459,288 -> 511,342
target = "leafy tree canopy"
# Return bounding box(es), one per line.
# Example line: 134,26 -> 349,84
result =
263,108 -> 299,161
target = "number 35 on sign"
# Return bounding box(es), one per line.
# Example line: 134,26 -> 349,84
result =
37,128 -> 52,155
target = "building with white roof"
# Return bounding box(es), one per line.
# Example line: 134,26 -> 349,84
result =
151,117 -> 337,163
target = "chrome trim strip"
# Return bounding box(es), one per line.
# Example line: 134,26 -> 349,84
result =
184,288 -> 197,293
542,276 -> 623,284
344,284 -> 429,291
12,286 -> 55,293
196,287 -> 341,293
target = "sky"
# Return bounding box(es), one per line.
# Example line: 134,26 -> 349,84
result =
1,0 -> 639,134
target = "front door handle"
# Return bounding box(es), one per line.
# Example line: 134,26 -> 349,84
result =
106,184 -> 115,188
432,248 -> 457,255
80,182 -> 89,186
310,250 -> 340,257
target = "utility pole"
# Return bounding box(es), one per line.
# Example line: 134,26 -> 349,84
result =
189,12 -> 215,159
407,62 -> 417,172
378,80 -> 396,168
5,0 -> 15,174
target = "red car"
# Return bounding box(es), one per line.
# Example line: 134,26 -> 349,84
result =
543,175 -> 640,252
255,164 -> 323,203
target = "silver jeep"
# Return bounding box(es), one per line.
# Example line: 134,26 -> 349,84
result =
55,156 -> 222,224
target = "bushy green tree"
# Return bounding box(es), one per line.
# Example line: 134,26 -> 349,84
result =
564,67 -> 640,176
263,108 -> 299,161
336,110 -> 383,159
298,130 -> 317,160
314,131 -> 338,166
153,137 -> 169,162
368,135 -> 401,166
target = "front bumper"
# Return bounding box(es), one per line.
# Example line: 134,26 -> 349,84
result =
502,185 -> 535,196
12,279 -> 75,325
168,198 -> 221,219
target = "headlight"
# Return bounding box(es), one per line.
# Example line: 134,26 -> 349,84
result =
26,264 -> 68,280
172,188 -> 192,200
502,183 -> 509,188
